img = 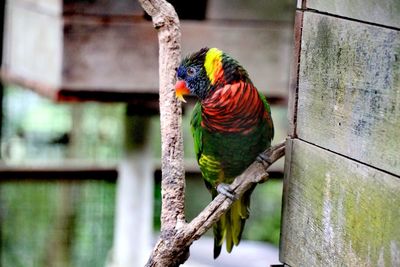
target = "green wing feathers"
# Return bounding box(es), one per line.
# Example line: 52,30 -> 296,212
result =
259,91 -> 274,142
190,102 -> 203,162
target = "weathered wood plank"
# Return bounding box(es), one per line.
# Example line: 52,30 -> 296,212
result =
63,20 -> 292,97
287,11 -> 303,137
0,162 -> 118,181
63,0 -> 144,16
207,0 -> 295,22
280,139 -> 400,267
12,0 -> 143,16
296,12 -> 400,176
61,20 -> 158,94
303,0 -> 400,29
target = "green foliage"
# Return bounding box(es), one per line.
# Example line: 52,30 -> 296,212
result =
0,181 -> 115,267
244,179 -> 283,245
2,86 -> 126,162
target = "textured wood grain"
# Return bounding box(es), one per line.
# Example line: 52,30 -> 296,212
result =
13,0 -> 144,16
61,20 -> 158,94
137,1 -> 184,266
296,12 -> 400,176
303,0 -> 400,29
62,20 -> 292,97
207,0 -> 295,22
280,139 -> 400,267
287,11 -> 303,137
63,0 -> 143,16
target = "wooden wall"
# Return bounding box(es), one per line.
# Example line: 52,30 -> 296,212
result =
281,1 -> 400,266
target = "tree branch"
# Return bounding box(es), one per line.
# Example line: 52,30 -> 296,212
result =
137,0 -> 185,231
137,0 -> 187,266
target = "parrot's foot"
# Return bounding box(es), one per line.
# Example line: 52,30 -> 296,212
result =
256,153 -> 273,169
216,183 -> 237,200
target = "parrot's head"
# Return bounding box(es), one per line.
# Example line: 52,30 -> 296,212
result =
175,47 -> 249,102
175,47 -> 211,102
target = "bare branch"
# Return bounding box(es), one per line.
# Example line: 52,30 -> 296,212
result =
137,0 -> 185,232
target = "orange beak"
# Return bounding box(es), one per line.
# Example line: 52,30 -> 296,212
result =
175,80 -> 190,103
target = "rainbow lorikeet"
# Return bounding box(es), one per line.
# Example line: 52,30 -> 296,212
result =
175,47 -> 274,258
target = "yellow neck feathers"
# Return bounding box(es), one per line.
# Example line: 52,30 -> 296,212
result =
204,48 -> 224,85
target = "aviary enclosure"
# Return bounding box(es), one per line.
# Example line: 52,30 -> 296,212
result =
0,0 -> 399,266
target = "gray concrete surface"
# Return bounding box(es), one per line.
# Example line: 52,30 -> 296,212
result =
183,236 -> 280,267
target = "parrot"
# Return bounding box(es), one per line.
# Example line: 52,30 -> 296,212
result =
174,47 -> 274,258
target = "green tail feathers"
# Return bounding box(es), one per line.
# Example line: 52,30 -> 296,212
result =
213,187 -> 255,259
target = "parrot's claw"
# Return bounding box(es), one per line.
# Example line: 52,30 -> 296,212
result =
256,153 -> 273,169
216,183 -> 237,200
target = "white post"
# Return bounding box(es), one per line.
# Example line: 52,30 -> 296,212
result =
107,115 -> 154,267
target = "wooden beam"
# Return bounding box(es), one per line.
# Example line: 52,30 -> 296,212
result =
2,1 -> 292,102
287,11 -> 303,137
0,166 -> 118,182
62,0 -> 144,17
1,162 -> 280,182
206,0 -> 296,22
303,0 -> 400,29
296,12 -> 400,176
280,139 -> 400,266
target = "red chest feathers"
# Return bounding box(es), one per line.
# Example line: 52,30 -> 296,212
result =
201,82 -> 267,134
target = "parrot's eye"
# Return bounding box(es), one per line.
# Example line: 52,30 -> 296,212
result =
186,67 -> 196,77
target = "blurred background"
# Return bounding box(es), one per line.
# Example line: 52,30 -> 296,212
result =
0,0 -> 295,266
